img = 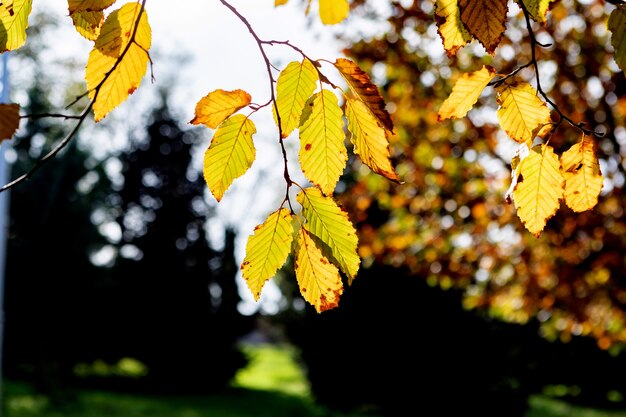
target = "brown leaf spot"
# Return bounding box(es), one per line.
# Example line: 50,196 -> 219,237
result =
320,257 -> 328,264
128,86 -> 137,95
305,144 -> 312,151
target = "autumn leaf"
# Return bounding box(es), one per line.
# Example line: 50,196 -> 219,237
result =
435,0 -> 472,57
561,135 -> 603,213
275,0 -> 289,5
437,65 -> 495,121
0,0 -> 32,53
295,228 -> 343,313
521,0 -> 555,23
319,0 -> 348,25
345,97 -> 399,182
274,60 -> 318,138
68,0 -> 116,14
458,0 -> 508,55
241,209 -> 295,301
0,103 -> 20,141
609,5 -> 626,74
297,187 -> 360,283
334,58 -> 394,133
71,10 -> 104,41
85,3 -> 151,122
299,90 -> 347,196
512,144 -> 564,237
190,89 -> 252,129
203,114 -> 256,202
496,80 -> 552,144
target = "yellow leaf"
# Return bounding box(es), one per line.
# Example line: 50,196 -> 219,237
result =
435,0 -> 471,57
85,3 -> 151,122
561,135 -> 603,213
458,0 -> 508,54
71,10 -> 104,41
609,5 -> 626,74
297,187 -> 360,283
0,103 -> 20,141
319,0 -> 348,25
521,0 -> 554,23
512,144 -> 564,237
299,90 -> 347,196
345,97 -> 399,182
437,66 -> 495,121
0,0 -> 32,53
241,209 -> 295,301
203,114 -> 256,202
190,89 -> 252,129
68,0 -> 116,14
295,228 -> 343,313
496,80 -> 552,144
334,58 -> 394,133
274,60 -> 318,138
274,0 -> 289,5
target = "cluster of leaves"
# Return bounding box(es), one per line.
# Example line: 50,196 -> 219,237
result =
335,0 -> 626,349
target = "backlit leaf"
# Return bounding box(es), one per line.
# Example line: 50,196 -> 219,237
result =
609,5 -> 626,74
295,228 -> 343,313
496,80 -> 551,144
437,65 -> 495,121
319,0 -> 348,25
85,3 -> 151,122
241,209 -> 295,301
561,135 -> 603,213
521,0 -> 555,23
190,89 -> 252,129
299,90 -> 347,196
297,187 -> 360,283
0,103 -> 20,141
71,10 -> 104,41
274,60 -> 318,138
0,0 -> 32,53
68,0 -> 116,14
512,144 -> 564,237
275,0 -> 289,6
345,97 -> 399,182
435,0 -> 472,57
334,58 -> 394,133
458,0 -> 508,54
203,114 -> 256,202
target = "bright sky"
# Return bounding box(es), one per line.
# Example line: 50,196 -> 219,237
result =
28,0 -> 355,314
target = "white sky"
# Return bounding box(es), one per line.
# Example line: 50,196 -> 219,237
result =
26,0 -> 356,314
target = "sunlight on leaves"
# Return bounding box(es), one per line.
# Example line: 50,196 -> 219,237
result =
68,0 -> 116,14
437,65 -> 495,121
297,187 -> 359,283
71,10 -> 104,41
512,144 -> 564,237
458,0 -> 508,54
319,0 -> 348,25
241,208 -> 295,301
203,114 -> 256,202
561,135 -> 603,213
0,0 -> 32,53
496,80 -> 551,144
435,0 -> 471,57
299,89 -> 347,196
295,228 -> 343,313
85,2 -> 151,122
274,60 -> 318,138
521,0 -> 555,23
191,89 -> 252,129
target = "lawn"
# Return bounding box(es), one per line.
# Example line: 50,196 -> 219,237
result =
4,344 -> 626,417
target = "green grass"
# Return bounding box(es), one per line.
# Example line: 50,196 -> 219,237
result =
5,344 -> 626,417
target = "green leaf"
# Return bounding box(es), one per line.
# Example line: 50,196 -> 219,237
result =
203,114 -> 256,202
241,209 -> 295,301
345,97 -> 399,182
297,187 -> 360,283
299,90 -> 347,196
295,228 -> 343,313
274,59 -> 318,138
